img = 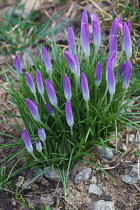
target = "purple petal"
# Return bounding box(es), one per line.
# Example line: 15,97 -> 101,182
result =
109,35 -> 117,55
106,51 -> 116,82
68,27 -> 76,55
46,79 -> 58,107
14,54 -> 22,74
64,51 -> 77,74
45,103 -> 55,116
81,23 -> 90,58
36,70 -> 44,95
126,20 -> 131,32
122,60 -> 132,89
38,128 -> 46,141
123,22 -> 132,60
42,46 -> 52,74
73,54 -> 80,77
35,140 -> 42,152
65,101 -> 74,127
116,62 -> 126,79
26,72 -> 36,94
26,98 -> 41,122
22,128 -> 33,154
94,62 -> 102,87
110,17 -> 122,37
63,75 -> 72,101
81,73 -> 90,101
108,65 -> 115,96
81,10 -> 88,24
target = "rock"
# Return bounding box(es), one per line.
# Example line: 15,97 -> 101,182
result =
88,184 -> 103,196
32,169 -> 43,182
43,167 -> 60,182
100,147 -> 114,160
121,143 -> 127,152
121,174 -> 139,184
128,134 -> 135,143
92,200 -> 115,210
90,176 -> 97,184
75,168 -> 92,183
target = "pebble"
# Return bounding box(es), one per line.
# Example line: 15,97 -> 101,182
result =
32,169 -> 43,182
121,174 -> 139,184
92,200 -> 115,210
88,184 -> 103,196
128,134 -> 135,143
75,168 -> 92,183
90,176 -> 97,184
43,167 -> 60,182
100,147 -> 114,160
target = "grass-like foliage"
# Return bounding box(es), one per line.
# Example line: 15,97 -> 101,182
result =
1,10 -> 140,194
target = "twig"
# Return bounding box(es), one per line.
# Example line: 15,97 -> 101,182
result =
103,163 -> 120,170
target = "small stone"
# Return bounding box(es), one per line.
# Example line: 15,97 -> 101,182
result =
128,134 -> 135,143
88,184 -> 103,196
121,143 -> 127,152
93,200 -> 115,210
43,167 -> 60,182
32,169 -> 43,182
75,168 -> 92,183
121,174 -> 139,184
90,176 -> 97,184
100,147 -> 114,160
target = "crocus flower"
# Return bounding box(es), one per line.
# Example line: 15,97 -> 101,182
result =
116,62 -> 126,79
36,70 -> 44,95
26,72 -> 36,94
35,140 -> 42,153
22,128 -> 33,154
122,22 -> 132,60
65,101 -> 74,127
109,35 -> 117,55
106,51 -> 116,82
122,60 -> 132,89
42,46 -> 52,76
110,17 -> 122,37
64,51 -> 77,75
126,20 -> 131,32
68,27 -> 76,55
14,54 -> 22,74
45,103 -> 55,116
74,54 -> 80,78
63,75 -> 72,101
46,79 -> 58,107
94,62 -> 102,87
81,23 -> 90,59
90,13 -> 101,54
38,128 -> 46,142
107,65 -> 115,96
81,9 -> 88,24
26,98 -> 41,122
81,73 -> 90,101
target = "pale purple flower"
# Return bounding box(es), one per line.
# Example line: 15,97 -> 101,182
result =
46,79 -> 58,107
122,60 -> 132,89
14,54 -> 22,74
106,51 -> 116,82
38,128 -> 46,142
81,10 -> 88,24
65,101 -> 74,127
64,51 -> 77,74
26,98 -> 41,122
81,23 -> 90,58
122,22 -> 132,60
42,46 -> 52,75
35,140 -> 42,153
63,75 -> 72,101
22,128 -> 33,154
107,65 -> 115,96
81,73 -> 90,101
126,20 -> 131,32
74,54 -> 80,78
36,70 -> 44,95
116,62 -> 126,79
90,13 -> 101,54
110,17 -> 122,37
94,62 -> 102,87
26,72 -> 36,94
45,103 -> 55,116
68,27 -> 76,55
109,35 -> 117,55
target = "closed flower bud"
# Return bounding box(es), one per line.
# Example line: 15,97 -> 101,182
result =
45,103 -> 55,116
116,62 -> 126,79
107,65 -> 115,96
14,54 -> 22,74
122,60 -> 132,89
81,73 -> 90,101
94,62 -> 102,87
35,140 -> 42,153
68,27 -> 76,55
110,17 -> 122,37
22,128 -> 33,154
63,75 -> 72,101
36,70 -> 44,95
46,79 -> 58,107
109,35 -> 117,55
65,101 -> 74,128
42,46 -> 52,75
26,98 -> 41,122
38,128 -> 46,142
122,22 -> 132,60
81,23 -> 90,59
64,51 -> 77,75
26,72 -> 36,94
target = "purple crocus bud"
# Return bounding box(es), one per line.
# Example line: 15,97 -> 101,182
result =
26,72 -> 36,94
116,62 -> 126,79
81,23 -> 90,58
26,98 -> 41,122
74,54 -> 80,78
63,75 -> 72,101
64,51 -> 77,74
106,51 -> 116,82
122,60 -> 132,89
94,62 -> 102,87
90,13 -> 101,54
108,65 -> 115,96
109,35 -> 117,55
36,70 -> 44,95
110,17 -> 122,37
14,54 -> 22,74
46,79 -> 58,107
65,101 -> 74,127
35,140 -> 42,153
42,46 -> 52,75
68,27 -> 76,55
122,22 -> 132,60
22,128 -> 33,154
81,10 -> 88,24
126,20 -> 131,32
38,128 -> 46,142
45,103 -> 55,116
81,73 -> 90,101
